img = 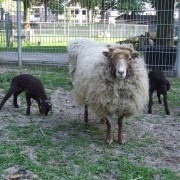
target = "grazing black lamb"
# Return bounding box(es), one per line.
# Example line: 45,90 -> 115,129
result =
0,74 -> 52,116
148,69 -> 170,115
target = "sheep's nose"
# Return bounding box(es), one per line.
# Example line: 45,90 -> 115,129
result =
118,71 -> 125,75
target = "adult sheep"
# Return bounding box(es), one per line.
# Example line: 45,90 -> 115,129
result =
67,39 -> 149,144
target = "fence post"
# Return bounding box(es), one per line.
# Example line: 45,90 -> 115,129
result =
16,0 -> 22,66
5,13 -> 12,47
177,7 -> 180,77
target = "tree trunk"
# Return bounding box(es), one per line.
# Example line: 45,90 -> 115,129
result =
44,0 -> 48,22
100,0 -> 106,22
23,0 -> 30,29
156,0 -> 175,46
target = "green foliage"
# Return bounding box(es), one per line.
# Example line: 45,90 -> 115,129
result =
116,0 -> 145,12
47,0 -> 64,15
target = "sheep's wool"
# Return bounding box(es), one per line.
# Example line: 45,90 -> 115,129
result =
68,39 -> 149,119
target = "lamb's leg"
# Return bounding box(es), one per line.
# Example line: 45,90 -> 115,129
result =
37,99 -> 44,113
148,89 -> 154,114
163,92 -> 170,115
0,86 -> 14,110
118,115 -> 126,144
13,90 -> 23,108
84,105 -> 88,124
157,92 -> 162,104
105,118 -> 113,144
25,93 -> 31,115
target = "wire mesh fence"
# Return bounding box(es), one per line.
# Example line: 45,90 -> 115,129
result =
0,0 -> 179,76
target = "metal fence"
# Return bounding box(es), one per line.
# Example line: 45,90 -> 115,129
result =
0,0 -> 179,77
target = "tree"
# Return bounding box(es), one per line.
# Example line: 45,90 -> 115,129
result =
46,0 -> 64,15
116,0 -> 145,13
23,0 -> 31,28
22,0 -> 42,28
152,0 -> 176,46
115,0 -> 177,46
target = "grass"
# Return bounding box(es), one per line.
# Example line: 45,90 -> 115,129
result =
0,66 -> 179,179
168,78 -> 180,107
0,46 -> 67,53
0,35 -> 122,53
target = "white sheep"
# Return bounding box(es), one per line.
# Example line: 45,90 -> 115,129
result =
67,39 -> 149,144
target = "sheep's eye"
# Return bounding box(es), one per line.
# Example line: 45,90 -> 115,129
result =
129,58 -> 132,60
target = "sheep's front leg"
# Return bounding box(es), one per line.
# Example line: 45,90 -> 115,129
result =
148,89 -> 154,114
118,115 -> 126,144
26,93 -> 31,115
163,92 -> 170,115
84,105 -> 88,124
157,92 -> 162,104
105,118 -> 113,144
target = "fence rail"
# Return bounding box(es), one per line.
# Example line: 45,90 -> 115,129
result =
0,0 -> 179,77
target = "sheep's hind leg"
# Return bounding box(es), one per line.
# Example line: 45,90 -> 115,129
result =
13,90 -> 23,108
118,115 -> 126,144
25,93 -> 31,115
157,92 -> 162,104
84,105 -> 88,124
163,93 -> 170,115
148,90 -> 154,114
105,118 -> 113,144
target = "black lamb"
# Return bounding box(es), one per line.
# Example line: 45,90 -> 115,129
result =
148,69 -> 170,115
0,74 -> 52,116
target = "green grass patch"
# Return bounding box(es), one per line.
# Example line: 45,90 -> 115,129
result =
0,46 -> 67,53
0,66 -> 179,179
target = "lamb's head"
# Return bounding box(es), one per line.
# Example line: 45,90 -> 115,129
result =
103,44 -> 140,79
39,97 -> 52,116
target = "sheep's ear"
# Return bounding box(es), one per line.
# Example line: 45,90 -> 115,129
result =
102,51 -> 109,57
132,51 -> 140,59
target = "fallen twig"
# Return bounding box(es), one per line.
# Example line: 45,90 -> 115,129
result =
40,128 -> 46,137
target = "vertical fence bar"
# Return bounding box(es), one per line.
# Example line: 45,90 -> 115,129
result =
177,7 -> 180,77
17,0 -> 22,66
5,13 -> 10,47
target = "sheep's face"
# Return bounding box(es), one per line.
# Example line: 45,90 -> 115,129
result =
39,97 -> 52,116
111,52 -> 129,79
103,47 -> 138,79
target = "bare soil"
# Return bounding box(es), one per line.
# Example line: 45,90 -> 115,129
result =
0,67 -> 179,178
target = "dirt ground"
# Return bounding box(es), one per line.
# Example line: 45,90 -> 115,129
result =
52,89 -> 180,172
0,67 -> 179,178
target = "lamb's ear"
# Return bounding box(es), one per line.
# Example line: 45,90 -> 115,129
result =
102,51 -> 109,58
132,51 -> 140,59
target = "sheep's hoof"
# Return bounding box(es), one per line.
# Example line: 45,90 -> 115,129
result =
106,136 -> 113,144
166,111 -> 170,115
118,134 -> 126,144
26,111 -> 30,116
100,118 -> 106,124
84,118 -> 88,125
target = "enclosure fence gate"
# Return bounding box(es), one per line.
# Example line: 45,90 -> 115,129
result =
0,0 -> 179,77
